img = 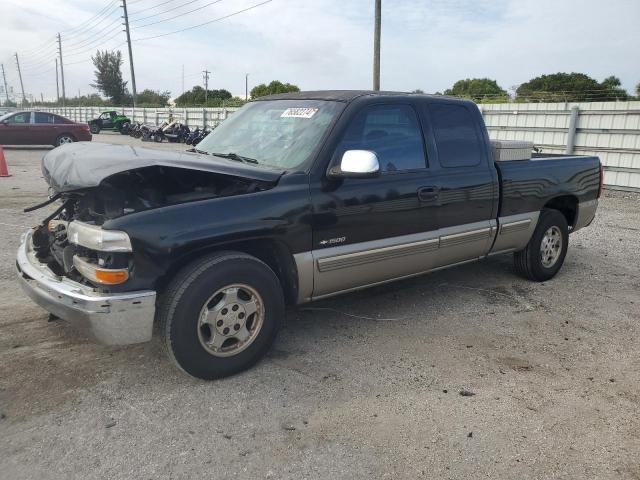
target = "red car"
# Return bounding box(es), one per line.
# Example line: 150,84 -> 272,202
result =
0,111 -> 92,147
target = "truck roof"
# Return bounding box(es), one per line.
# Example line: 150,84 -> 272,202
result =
256,90 -> 461,103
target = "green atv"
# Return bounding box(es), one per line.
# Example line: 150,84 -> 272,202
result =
88,110 -> 131,134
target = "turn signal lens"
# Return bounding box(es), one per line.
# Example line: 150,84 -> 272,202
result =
73,256 -> 129,285
94,269 -> 129,284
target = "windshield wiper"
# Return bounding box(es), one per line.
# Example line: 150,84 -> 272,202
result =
210,152 -> 259,164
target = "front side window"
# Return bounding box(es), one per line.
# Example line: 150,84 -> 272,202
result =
5,112 -> 30,124
429,103 -> 483,168
34,113 -> 56,123
334,104 -> 426,172
100,112 -> 111,120
197,100 -> 343,170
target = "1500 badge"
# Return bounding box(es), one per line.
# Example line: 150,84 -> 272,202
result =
319,237 -> 346,246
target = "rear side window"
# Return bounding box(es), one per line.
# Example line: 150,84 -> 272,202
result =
429,104 -> 483,168
34,113 -> 56,123
335,104 -> 426,172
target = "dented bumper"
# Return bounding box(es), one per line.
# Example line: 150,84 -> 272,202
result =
16,230 -> 156,345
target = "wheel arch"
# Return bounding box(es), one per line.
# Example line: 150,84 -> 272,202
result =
156,238 -> 299,305
542,195 -> 578,229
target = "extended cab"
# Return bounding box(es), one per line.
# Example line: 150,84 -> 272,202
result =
16,91 -> 602,379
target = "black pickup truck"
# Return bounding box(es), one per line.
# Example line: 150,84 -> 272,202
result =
16,91 -> 602,379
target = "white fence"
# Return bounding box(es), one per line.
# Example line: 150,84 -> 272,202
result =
480,101 -> 640,192
41,101 -> 640,192
41,106 -> 240,129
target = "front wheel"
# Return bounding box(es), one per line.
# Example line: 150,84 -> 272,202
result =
89,123 -> 100,134
514,209 -> 569,281
158,252 -> 284,379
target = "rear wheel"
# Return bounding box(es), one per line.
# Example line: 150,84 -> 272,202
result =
55,134 -> 76,147
514,209 -> 569,281
158,251 -> 284,379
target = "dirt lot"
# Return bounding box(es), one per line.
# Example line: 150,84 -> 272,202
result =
1,133 -> 639,479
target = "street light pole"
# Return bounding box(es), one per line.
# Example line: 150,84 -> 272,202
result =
245,73 -> 249,101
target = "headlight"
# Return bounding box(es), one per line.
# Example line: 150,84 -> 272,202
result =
67,221 -> 132,252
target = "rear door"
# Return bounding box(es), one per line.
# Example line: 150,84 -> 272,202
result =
419,100 -> 499,266
33,112 -> 58,145
310,102 -> 440,298
0,112 -> 32,144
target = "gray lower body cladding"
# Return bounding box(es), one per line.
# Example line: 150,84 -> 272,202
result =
294,212 -> 542,303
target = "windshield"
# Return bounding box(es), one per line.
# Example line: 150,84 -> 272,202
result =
196,100 -> 344,170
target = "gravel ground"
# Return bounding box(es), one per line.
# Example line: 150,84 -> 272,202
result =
1,133 -> 639,479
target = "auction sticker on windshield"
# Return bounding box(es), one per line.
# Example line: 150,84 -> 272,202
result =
281,107 -> 318,119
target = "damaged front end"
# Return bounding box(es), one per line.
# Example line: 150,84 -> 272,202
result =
31,163 -> 278,290
17,143 -> 282,344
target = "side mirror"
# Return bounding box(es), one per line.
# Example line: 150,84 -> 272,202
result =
329,150 -> 380,178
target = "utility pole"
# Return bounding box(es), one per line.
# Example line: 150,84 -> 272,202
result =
373,0 -> 381,91
55,58 -> 60,103
57,33 -> 66,106
245,73 -> 249,101
14,53 -> 26,106
1,64 -> 9,104
121,0 -> 137,106
202,70 -> 210,105
181,64 -> 184,95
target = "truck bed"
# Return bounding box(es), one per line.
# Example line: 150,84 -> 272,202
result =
494,154 -> 601,219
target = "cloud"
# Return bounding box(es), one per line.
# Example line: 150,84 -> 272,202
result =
1,0 -> 638,101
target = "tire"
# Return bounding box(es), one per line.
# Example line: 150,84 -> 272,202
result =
89,123 -> 100,134
55,134 -> 76,147
119,122 -> 130,135
158,251 -> 285,380
514,209 -> 569,282
153,134 -> 163,143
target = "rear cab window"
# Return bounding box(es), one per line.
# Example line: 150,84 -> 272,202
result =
334,104 -> 427,172
427,103 -> 484,168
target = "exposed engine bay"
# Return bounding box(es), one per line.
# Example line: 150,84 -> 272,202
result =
61,165 -> 274,225
29,166 -> 276,288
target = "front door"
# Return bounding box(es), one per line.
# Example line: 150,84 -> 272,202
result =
100,112 -> 113,129
0,112 -> 32,145
310,103 -> 440,298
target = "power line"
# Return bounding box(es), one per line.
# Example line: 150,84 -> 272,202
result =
65,23 -> 123,53
64,17 -> 123,50
64,29 -> 125,57
62,0 -> 119,36
129,0 -> 177,16
134,0 -> 273,42
130,0 -> 201,23
136,0 -> 225,28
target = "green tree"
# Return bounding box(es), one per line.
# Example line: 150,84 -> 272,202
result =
2,99 -> 17,107
250,80 -> 300,99
444,78 -> 507,102
175,86 -> 233,106
516,72 -> 628,102
91,50 -> 129,105
636,82 -> 640,97
411,89 -> 425,94
137,89 -> 171,107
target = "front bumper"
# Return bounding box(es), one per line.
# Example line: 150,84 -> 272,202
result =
16,230 -> 156,345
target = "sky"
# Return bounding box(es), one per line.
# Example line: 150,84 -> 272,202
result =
0,0 -> 638,102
